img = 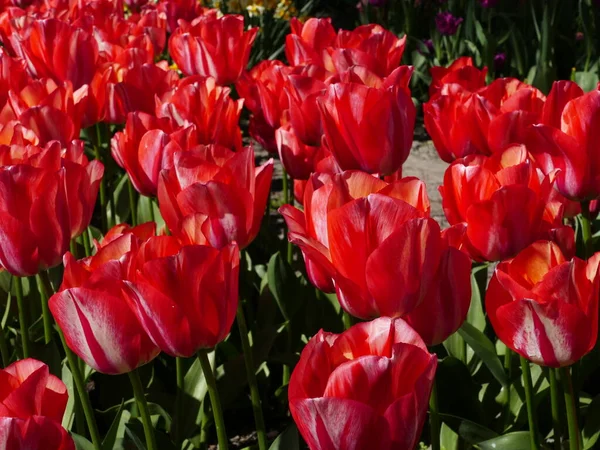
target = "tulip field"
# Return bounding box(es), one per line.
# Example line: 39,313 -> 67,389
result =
4,0 -> 600,449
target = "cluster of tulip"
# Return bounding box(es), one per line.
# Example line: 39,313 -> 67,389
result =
0,1 -> 599,449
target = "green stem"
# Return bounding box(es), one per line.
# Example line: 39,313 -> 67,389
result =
503,348 -> 513,430
549,369 -> 562,450
82,228 -> 92,258
281,168 -> 293,265
14,276 -> 29,358
128,178 -> 138,227
0,294 -> 9,367
520,356 -> 540,450
198,349 -> 228,450
429,378 -> 441,450
57,328 -> 102,450
128,369 -> 157,450
560,366 -> 581,450
175,357 -> 185,445
109,189 -> 116,229
581,201 -> 594,258
149,197 -> 156,224
70,239 -> 79,259
236,303 -> 267,450
342,311 -> 353,330
36,272 -> 54,344
93,131 -> 108,233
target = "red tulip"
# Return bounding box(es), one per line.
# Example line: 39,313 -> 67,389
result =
236,60 -> 292,151
111,112 -> 198,197
158,145 -> 273,249
487,241 -> 600,367
289,317 -> 437,450
526,88 -> 600,201
318,79 -> 415,175
0,416 -> 75,450
429,57 -> 487,98
279,171 -> 471,325
284,74 -> 327,147
124,238 -> 239,357
49,224 -> 160,374
10,18 -> 98,90
99,59 -> 179,124
169,13 -> 258,85
156,76 -> 243,151
0,358 -> 68,421
329,24 -> 406,77
157,0 -> 209,33
439,144 -> 574,262
285,17 -> 337,68
0,79 -> 82,147
0,49 -> 30,111
275,125 -> 321,180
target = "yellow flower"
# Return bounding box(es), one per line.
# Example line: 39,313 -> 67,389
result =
247,3 -> 265,17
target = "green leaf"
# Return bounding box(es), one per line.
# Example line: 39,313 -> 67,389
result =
102,399 -> 126,450
476,431 -> 532,450
124,422 -> 147,450
459,322 -> 507,387
441,423 -> 459,450
269,424 -> 299,450
574,71 -> 600,93
436,357 -> 485,424
583,394 -> 600,449
468,264 -> 488,331
267,252 -> 301,320
71,433 -> 95,450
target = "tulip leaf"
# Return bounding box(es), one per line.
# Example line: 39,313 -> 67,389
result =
102,399 -> 126,450
440,423 -> 459,450
438,413 -> 498,444
267,252 -> 302,320
468,264 -> 488,332
459,322 -> 508,387
268,424 -> 299,450
583,394 -> 600,449
71,433 -> 95,450
436,357 -> 485,424
181,352 -> 214,437
475,431 -> 532,450
137,196 -> 165,232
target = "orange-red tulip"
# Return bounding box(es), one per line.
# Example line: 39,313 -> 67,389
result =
487,241 -> 600,367
156,76 -> 243,151
169,13 -> 258,85
429,57 -> 487,98
289,317 -> 437,450
285,17 -> 337,68
158,145 -> 273,249
439,145 -> 574,261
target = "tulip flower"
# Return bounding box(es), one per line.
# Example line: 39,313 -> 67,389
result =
0,79 -> 82,147
486,241 -> 600,367
0,359 -> 73,450
285,17 -> 337,68
158,145 -> 273,249
156,76 -> 243,150
289,317 -> 437,450
429,57 -> 487,98
111,112 -> 198,197
49,224 -> 160,374
124,238 -> 240,357
439,145 -> 574,262
275,124 -> 321,180
284,74 -> 327,147
526,87 -> 599,201
157,0 -> 208,33
9,18 -> 98,90
236,60 -> 292,151
281,171 -> 471,323
318,78 -> 415,175
0,48 -> 30,111
0,416 -> 75,450
169,13 -> 258,85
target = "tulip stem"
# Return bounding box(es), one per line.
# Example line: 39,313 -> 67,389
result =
93,133 -> 108,233
549,368 -> 562,449
502,349 -> 513,430
14,276 -> 30,358
581,201 -> 594,258
128,369 -> 157,450
429,378 -> 441,450
57,327 -> 102,450
236,303 -> 268,450
560,366 -> 581,450
82,228 -> 92,257
0,292 -> 10,367
198,348 -> 229,450
36,271 -> 54,344
128,178 -> 138,227
520,356 -> 540,450
174,357 -> 184,445
281,168 -> 293,265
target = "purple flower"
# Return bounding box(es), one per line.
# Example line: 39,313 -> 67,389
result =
493,52 -> 506,72
369,0 -> 387,5
479,0 -> 498,7
421,39 -> 434,54
435,12 -> 464,36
